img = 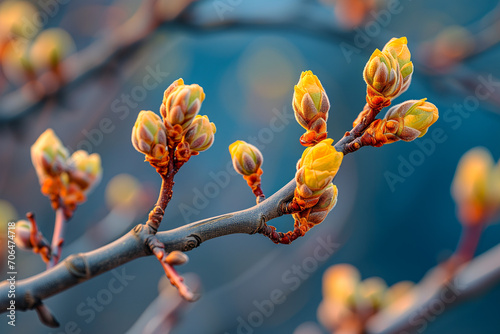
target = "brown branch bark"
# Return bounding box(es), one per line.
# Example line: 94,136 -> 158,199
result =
47,208 -> 66,269
0,178 -> 295,312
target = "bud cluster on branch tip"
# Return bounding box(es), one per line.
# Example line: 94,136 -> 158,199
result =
363,37 -> 413,109
160,78 -> 205,141
294,139 -> 343,209
318,264 -> 415,332
293,70 -> 330,146
31,129 -> 102,213
131,79 -> 215,172
131,110 -> 168,163
451,148 -> 500,226
293,183 -> 338,234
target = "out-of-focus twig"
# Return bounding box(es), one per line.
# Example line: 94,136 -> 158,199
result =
126,274 -> 201,334
366,242 -> 500,334
0,0 -> 195,122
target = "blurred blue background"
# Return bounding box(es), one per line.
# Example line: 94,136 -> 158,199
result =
1,0 -> 500,333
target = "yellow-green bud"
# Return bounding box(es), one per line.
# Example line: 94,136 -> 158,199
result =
161,79 -> 205,134
354,277 -> 387,311
229,140 -> 263,176
131,110 -> 168,161
296,139 -> 343,193
182,115 -> 216,153
323,264 -> 360,304
30,129 -> 69,183
0,1 -> 39,40
293,71 -> 329,144
29,28 -> 75,71
384,99 -> 439,141
363,37 -> 413,108
67,150 -> 102,194
451,147 -> 500,226
307,183 -> 338,225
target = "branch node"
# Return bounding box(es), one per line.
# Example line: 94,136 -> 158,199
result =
185,234 -> 201,251
65,254 -> 90,280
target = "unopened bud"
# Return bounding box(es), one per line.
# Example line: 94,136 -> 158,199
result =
131,110 -> 168,162
229,140 -> 263,176
165,250 -> 189,266
161,79 -> 205,140
296,138 -> 343,195
0,1 -> 39,40
323,264 -> 360,305
363,37 -> 413,108
354,277 -> 387,312
293,71 -> 330,145
296,183 -> 338,227
30,129 -> 69,183
384,99 -> 439,141
30,28 -> 75,71
182,115 -> 216,154
14,220 -> 33,249
451,147 -> 500,225
67,150 -> 102,194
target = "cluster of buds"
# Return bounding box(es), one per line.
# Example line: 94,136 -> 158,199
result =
132,79 -> 215,172
293,71 -> 330,146
294,138 -> 343,210
451,147 -> 500,226
355,99 -> 439,148
229,140 -> 264,200
0,1 -> 75,85
318,264 -> 415,333
363,37 -> 413,109
31,129 -> 102,216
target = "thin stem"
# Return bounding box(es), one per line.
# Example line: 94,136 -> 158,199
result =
48,208 -> 66,269
453,223 -> 484,265
335,105 -> 382,154
153,248 -> 197,301
26,212 -> 51,263
147,151 -> 176,233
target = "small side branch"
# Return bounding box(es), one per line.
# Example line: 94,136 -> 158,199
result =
47,208 -> 66,269
0,179 -> 295,312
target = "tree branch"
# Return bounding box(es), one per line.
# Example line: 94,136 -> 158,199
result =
0,179 -> 295,312
0,106 -> 367,315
